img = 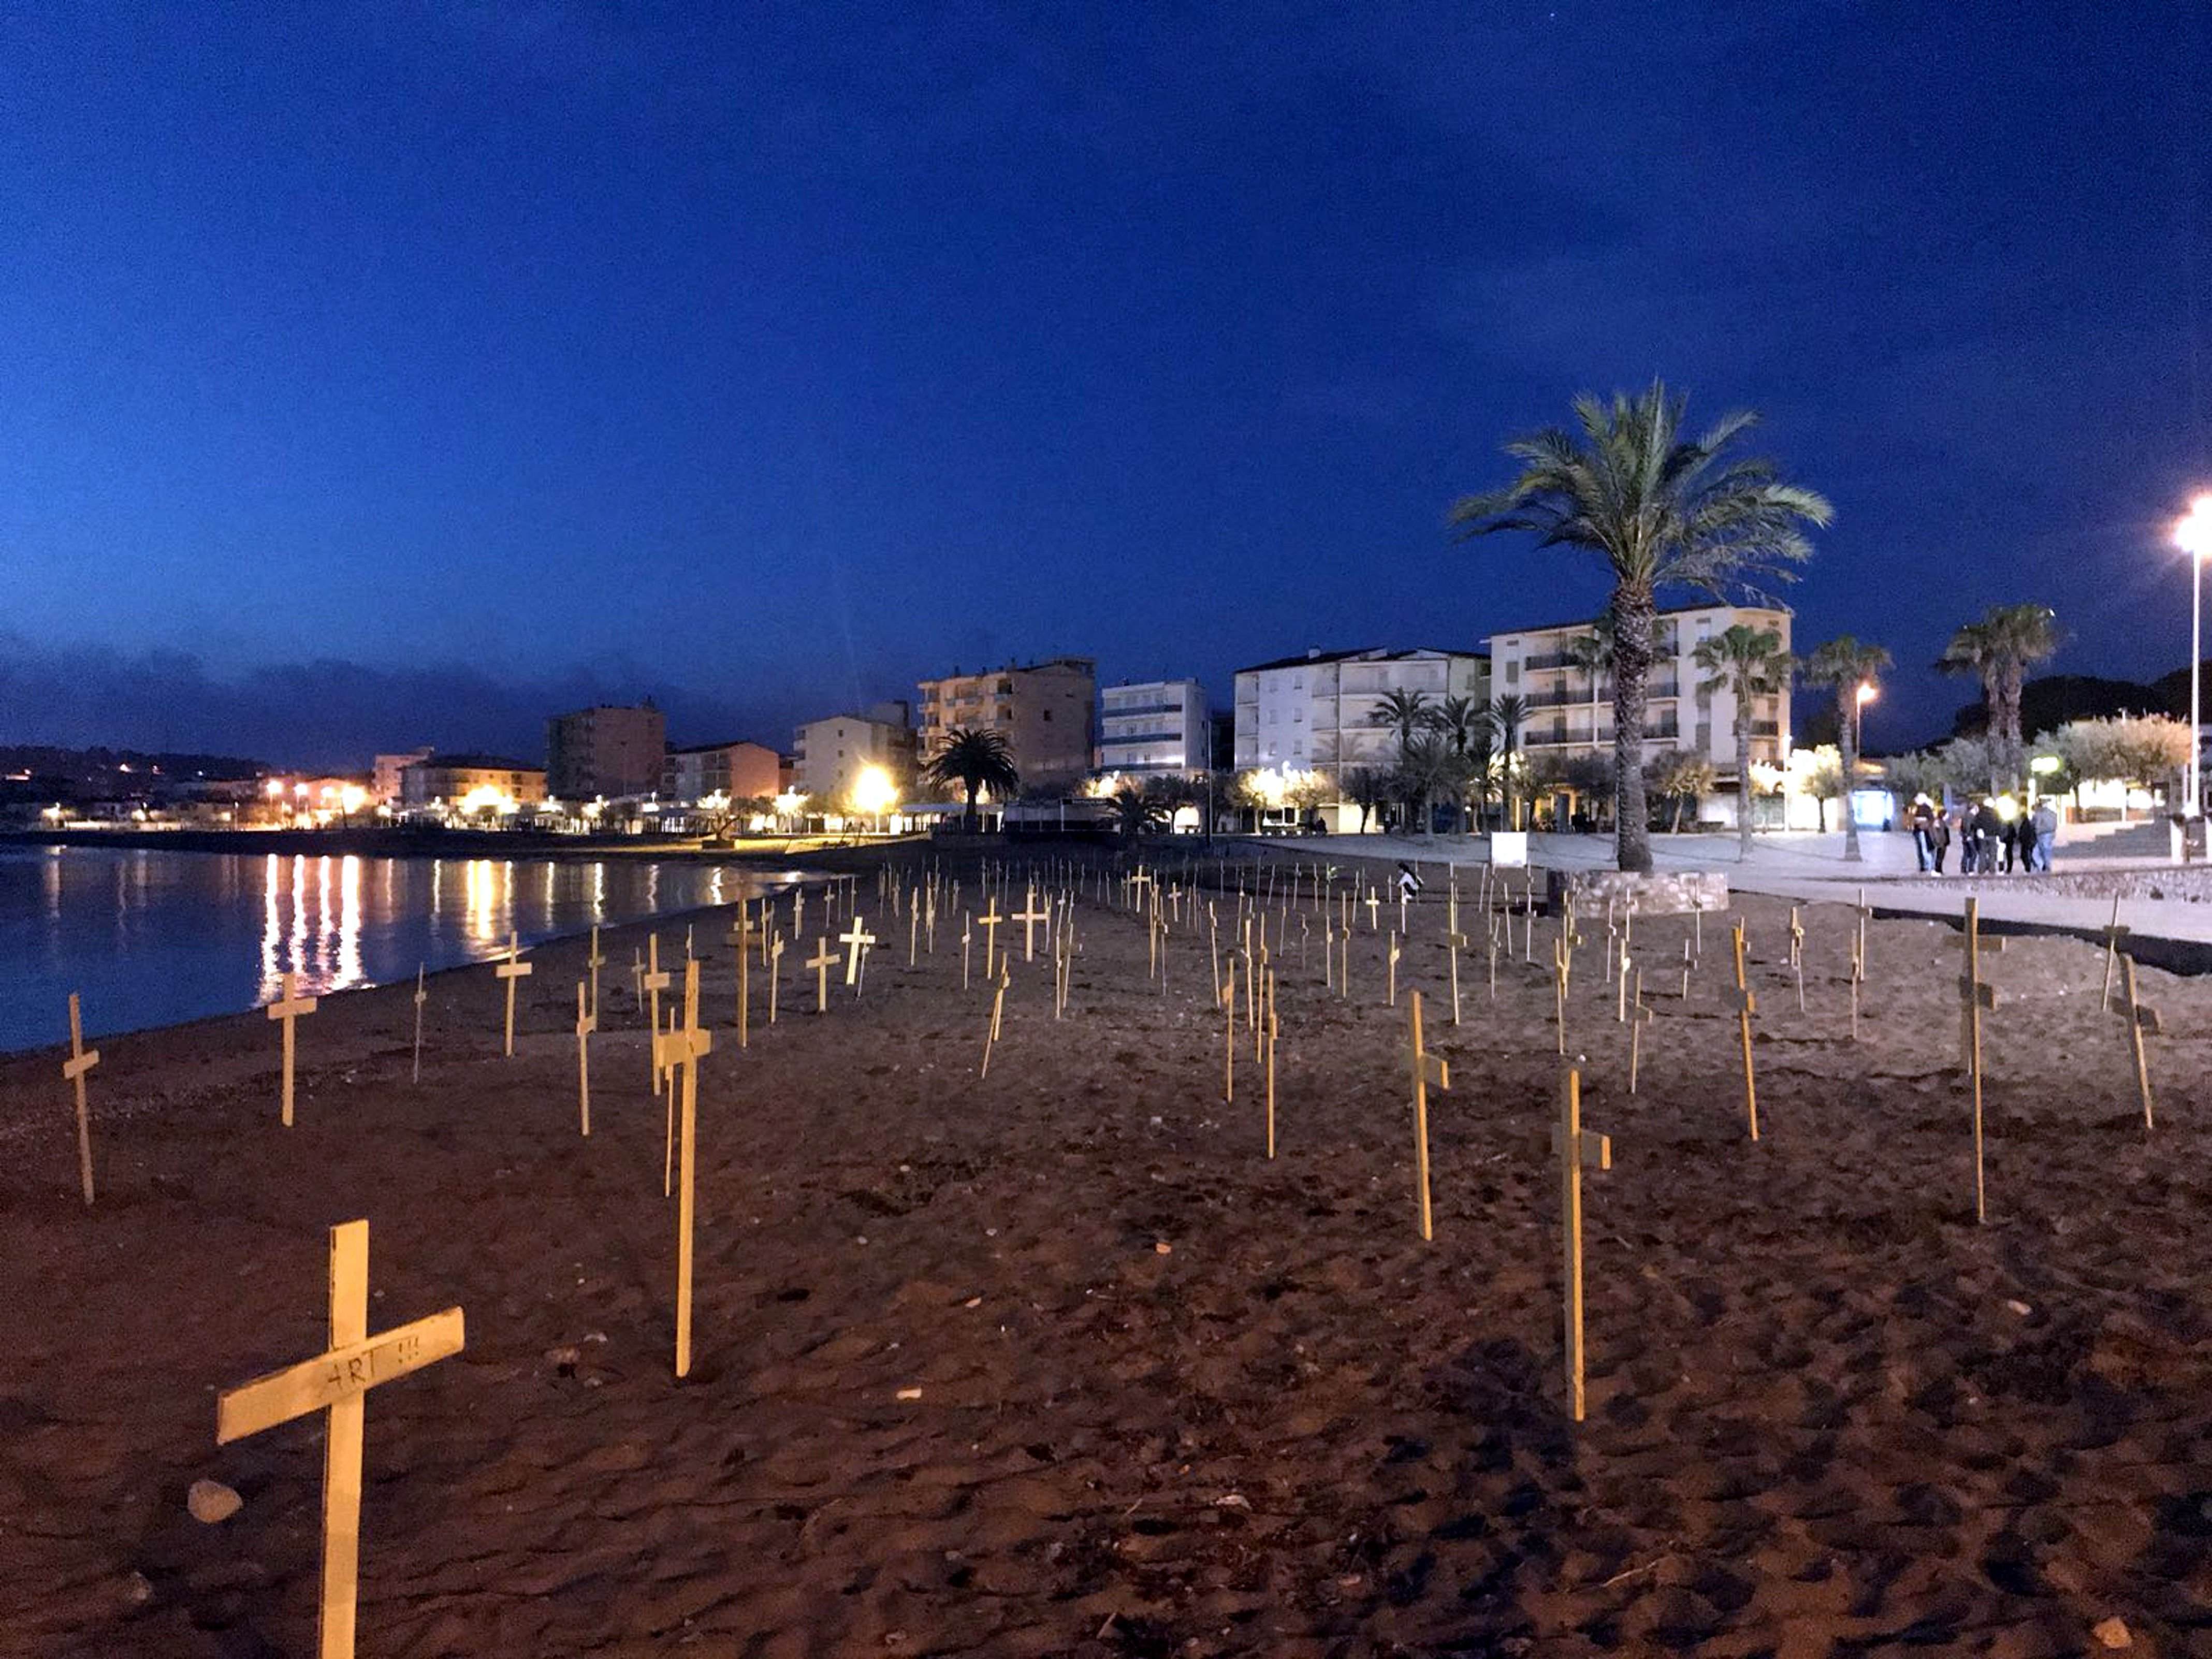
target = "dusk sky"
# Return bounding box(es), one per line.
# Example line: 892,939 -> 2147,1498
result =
5,2 -> 2207,766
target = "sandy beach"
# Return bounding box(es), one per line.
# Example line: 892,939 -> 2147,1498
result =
5,848 -> 2212,1657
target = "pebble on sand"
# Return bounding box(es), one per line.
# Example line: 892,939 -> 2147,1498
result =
2093,1617 -> 2132,1650
186,1478 -> 241,1524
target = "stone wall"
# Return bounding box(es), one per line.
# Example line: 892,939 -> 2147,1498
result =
1546,869 -> 1729,915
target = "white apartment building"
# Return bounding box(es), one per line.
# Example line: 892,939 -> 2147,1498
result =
1232,648 -> 1490,782
1099,679 -> 1209,775
1484,603 -> 1793,777
792,706 -> 915,805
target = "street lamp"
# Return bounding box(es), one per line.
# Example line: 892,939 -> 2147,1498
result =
1853,681 -> 1876,758
2177,494 -> 2212,817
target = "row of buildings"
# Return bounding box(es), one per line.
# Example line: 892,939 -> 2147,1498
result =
366,601 -> 1789,827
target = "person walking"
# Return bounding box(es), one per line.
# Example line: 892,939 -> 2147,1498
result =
1958,802 -> 1982,874
2014,801 -> 2039,874
1931,806 -> 1952,872
1973,797 -> 2003,874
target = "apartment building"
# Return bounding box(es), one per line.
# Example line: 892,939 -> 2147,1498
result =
1099,679 -> 1210,775
371,747 -> 434,805
1231,648 -> 1490,780
916,658 -> 1096,787
398,754 -> 547,809
793,705 -> 916,805
546,703 -> 666,799
1483,603 -> 1793,775
663,740 -> 782,804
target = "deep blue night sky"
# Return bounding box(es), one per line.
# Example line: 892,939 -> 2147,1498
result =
4,3 -> 2207,766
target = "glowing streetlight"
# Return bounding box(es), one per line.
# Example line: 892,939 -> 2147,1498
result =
1852,680 -> 1877,761
850,765 -> 897,830
2177,494 -> 2212,817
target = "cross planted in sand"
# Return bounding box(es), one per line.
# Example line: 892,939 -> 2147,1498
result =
1445,929 -> 1468,1027
62,992 -> 97,1205
1549,1066 -> 1612,1423
494,934 -> 532,1057
1729,922 -> 1758,1141
2112,952 -> 2161,1130
410,965 -> 426,1084
652,960 -> 712,1379
216,1219 -> 464,1659
977,903 -> 1005,980
586,925 -> 606,1023
1012,886 -> 1048,963
1406,989 -> 1448,1242
2100,894 -> 2131,1013
840,916 -> 877,989
806,937 -> 837,1014
1957,898 -> 1999,1224
574,982 -> 595,1137
267,972 -> 318,1127
642,937 -> 672,1092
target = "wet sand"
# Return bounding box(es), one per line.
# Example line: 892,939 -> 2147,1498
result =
5,855 -> 2212,1656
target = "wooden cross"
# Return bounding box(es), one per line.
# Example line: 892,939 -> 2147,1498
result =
62,992 -> 97,1205
586,925 -> 605,1023
1848,927 -> 1865,1041
1364,889 -> 1380,932
215,1219 -> 463,1659
1958,898 -> 1998,1224
1223,959 -> 1238,1104
267,972 -> 318,1127
410,965 -> 426,1085
1387,932 -> 1401,1007
651,960 -> 713,1378
726,914 -> 759,1044
1551,938 -> 1570,1055
792,886 -> 806,937
574,981 -> 595,1136
1549,1066 -> 1611,1422
630,948 -> 644,1009
642,935 -> 671,1090
2114,952 -> 2161,1130
1628,970 -> 1654,1095
980,962 -> 1011,1078
806,937 -> 836,1014
1013,887 -> 1048,963
1407,990 -> 1448,1241
1446,930 -> 1468,1026
2101,894 -> 2130,1012
840,916 -> 876,989
961,913 -> 973,991
1264,970 -> 1278,1161
1680,938 -> 1694,1002
1730,923 -> 1758,1141
494,934 -> 532,1057
1787,905 -> 1804,969
767,933 -> 785,1024
978,903 -> 1005,980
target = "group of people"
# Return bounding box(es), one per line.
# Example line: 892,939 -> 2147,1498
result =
1907,794 -> 2057,875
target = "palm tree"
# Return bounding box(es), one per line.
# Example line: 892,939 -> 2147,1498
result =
1451,383 -> 1832,872
1694,624 -> 1791,857
1463,732 -> 1500,829
1343,766 -> 1393,834
1108,782 -> 1166,842
1398,735 -> 1464,839
1430,695 -> 1486,830
1486,694 -> 1530,830
923,727 -> 1020,832
1369,688 -> 1435,758
1800,635 -> 1894,863
1561,628 -> 1613,756
1938,604 -> 2058,776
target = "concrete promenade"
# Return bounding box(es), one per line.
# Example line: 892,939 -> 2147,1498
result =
1292,824 -> 2212,963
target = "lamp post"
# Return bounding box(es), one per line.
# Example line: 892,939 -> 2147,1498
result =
2178,496 -> 2212,818
1853,681 -> 1876,758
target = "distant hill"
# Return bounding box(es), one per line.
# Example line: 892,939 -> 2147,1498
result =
0,744 -> 266,804
1948,674 -> 2172,740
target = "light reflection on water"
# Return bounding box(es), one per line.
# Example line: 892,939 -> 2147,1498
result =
0,845 -> 801,1053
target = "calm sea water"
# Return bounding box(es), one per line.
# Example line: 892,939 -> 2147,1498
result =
0,845 -> 809,1054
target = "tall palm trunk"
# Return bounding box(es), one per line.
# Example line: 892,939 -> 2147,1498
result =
1734,712 -> 1754,857
1612,591 -> 1655,872
1837,688 -> 1862,862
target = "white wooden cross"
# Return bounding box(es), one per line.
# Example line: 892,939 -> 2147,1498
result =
1628,970 -> 1654,1095
980,961 -> 1011,1078
978,903 -> 1005,980
1365,889 -> 1381,932
1445,930 -> 1468,1027
2113,952 -> 2161,1130
767,933 -> 785,1024
651,960 -> 713,1378
267,972 -> 318,1127
574,981 -> 595,1136
1549,1065 -> 1612,1422
1729,922 -> 1758,1141
1958,898 -> 1998,1224
2100,894 -> 2130,1012
807,937 -> 837,1014
62,992 -> 97,1205
586,925 -> 605,1023
642,936 -> 671,1091
1407,989 -> 1448,1241
494,934 -> 532,1057
840,915 -> 877,989
215,1219 -> 463,1659
727,913 -> 756,1047
1387,932 -> 1401,1007
1012,886 -> 1048,963
792,886 -> 806,937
